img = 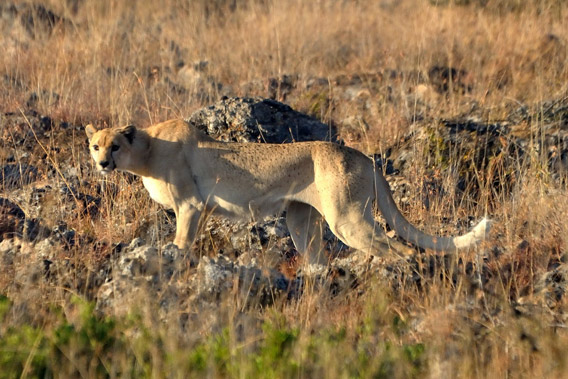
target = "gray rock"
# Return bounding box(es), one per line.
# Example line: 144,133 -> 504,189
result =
117,243 -> 185,279
95,276 -> 153,316
33,237 -> 56,260
0,238 -> 16,265
384,106 -> 568,213
191,255 -> 297,305
193,256 -> 235,296
127,237 -> 146,251
96,243 -> 299,317
118,245 -> 159,277
95,241 -> 189,315
186,97 -> 337,143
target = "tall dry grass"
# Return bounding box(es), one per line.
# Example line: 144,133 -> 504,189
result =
1,0 -> 566,125
1,0 -> 567,377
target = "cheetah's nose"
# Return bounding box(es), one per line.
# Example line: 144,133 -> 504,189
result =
100,161 -> 110,168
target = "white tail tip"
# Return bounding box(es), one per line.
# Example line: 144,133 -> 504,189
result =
471,217 -> 492,242
452,217 -> 492,249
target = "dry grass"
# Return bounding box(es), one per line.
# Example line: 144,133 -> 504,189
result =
1,0 -> 568,377
2,0 -> 566,127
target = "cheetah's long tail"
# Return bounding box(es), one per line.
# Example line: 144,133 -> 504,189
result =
374,169 -> 491,252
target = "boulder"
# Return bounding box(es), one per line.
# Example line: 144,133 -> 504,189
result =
186,96 -> 337,143
191,255 -> 296,304
95,239 -> 302,317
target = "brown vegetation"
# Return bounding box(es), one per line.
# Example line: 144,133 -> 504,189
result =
1,0 -> 567,377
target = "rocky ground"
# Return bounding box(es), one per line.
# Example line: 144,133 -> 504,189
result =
0,5 -> 567,366
1,94 -> 567,330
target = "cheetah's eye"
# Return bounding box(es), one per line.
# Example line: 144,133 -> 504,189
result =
92,145 -> 99,151
111,144 -> 120,152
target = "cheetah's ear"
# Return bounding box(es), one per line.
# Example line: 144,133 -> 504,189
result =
85,124 -> 97,141
118,125 -> 136,144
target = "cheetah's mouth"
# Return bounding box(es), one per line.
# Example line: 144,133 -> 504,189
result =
97,163 -> 115,175
99,168 -> 113,175
95,157 -> 116,174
